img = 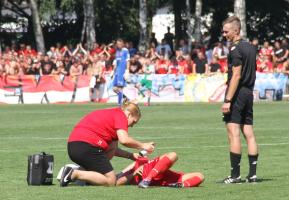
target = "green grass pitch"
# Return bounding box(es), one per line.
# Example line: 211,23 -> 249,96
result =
0,102 -> 289,200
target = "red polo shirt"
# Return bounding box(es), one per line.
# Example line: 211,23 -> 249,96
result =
68,108 -> 128,150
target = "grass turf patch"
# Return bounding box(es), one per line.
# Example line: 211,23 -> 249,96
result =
0,102 -> 288,200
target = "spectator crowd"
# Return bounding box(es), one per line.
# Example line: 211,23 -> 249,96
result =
1,30 -> 289,80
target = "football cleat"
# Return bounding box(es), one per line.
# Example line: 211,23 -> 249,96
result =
60,166 -> 74,187
246,175 -> 258,183
221,176 -> 242,184
138,179 -> 151,188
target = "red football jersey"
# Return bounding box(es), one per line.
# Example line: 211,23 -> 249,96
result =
68,108 -> 128,150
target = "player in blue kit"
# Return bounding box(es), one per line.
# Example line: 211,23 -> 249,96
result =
112,39 -> 130,106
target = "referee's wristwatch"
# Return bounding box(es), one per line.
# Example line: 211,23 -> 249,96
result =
224,98 -> 232,103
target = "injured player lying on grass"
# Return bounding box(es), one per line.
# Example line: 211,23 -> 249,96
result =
116,152 -> 204,188
57,152 -> 204,188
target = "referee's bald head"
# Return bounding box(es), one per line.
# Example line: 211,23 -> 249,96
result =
222,16 -> 241,33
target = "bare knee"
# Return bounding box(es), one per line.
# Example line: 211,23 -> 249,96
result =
228,130 -> 241,142
113,87 -> 119,93
165,152 -> 178,162
243,131 -> 256,141
227,124 -> 240,139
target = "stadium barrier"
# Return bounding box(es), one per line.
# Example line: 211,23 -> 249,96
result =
0,73 -> 287,104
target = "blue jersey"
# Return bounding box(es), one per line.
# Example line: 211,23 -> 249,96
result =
115,48 -> 130,75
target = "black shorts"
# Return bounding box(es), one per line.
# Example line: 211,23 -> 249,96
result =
67,141 -> 113,174
223,87 -> 253,125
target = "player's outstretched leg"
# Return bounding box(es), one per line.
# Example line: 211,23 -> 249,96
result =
168,172 -> 204,188
138,152 -> 177,188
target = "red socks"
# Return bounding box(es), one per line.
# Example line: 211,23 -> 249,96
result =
146,156 -> 172,180
183,176 -> 202,187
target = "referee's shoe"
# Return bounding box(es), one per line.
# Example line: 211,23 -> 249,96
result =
221,176 -> 242,184
246,175 -> 258,183
60,166 -> 74,187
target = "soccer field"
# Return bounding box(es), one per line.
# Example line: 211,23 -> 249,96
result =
0,102 -> 289,200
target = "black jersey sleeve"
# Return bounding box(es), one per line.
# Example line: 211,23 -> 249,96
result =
230,46 -> 242,67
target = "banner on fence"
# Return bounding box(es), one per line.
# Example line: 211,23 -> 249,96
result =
254,72 -> 288,99
0,73 -> 287,104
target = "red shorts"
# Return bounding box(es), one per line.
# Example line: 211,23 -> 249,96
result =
132,157 -> 184,186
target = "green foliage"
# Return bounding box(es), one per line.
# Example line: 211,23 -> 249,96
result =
93,0 -> 140,43
60,0 -> 81,11
247,0 -> 289,41
2,0 -> 289,47
38,0 -> 56,21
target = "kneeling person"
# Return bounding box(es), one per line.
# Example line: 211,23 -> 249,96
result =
60,102 -> 155,187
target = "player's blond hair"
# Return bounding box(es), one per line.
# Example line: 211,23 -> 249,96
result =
222,16 -> 241,31
122,102 -> 141,119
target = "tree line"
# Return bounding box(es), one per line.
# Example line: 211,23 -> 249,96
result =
0,0 -> 288,53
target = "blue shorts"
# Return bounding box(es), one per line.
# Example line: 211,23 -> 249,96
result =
113,74 -> 126,87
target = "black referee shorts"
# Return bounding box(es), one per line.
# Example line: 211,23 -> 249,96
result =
67,141 -> 113,174
223,87 -> 253,125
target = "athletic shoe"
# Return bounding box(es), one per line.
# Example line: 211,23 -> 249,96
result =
60,166 -> 74,187
138,179 -> 151,188
246,175 -> 258,183
57,164 -> 80,182
167,182 -> 184,188
221,176 -> 242,184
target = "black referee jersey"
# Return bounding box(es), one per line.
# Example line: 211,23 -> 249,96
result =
227,39 -> 257,91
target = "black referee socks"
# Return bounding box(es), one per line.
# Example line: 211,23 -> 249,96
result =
248,154 -> 258,177
230,152 -> 241,178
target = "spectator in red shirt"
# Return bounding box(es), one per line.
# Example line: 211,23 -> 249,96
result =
259,41 -> 273,61
155,55 -> 169,74
168,57 -> 179,74
256,54 -> 273,73
177,54 -> 192,74
60,102 -> 155,187
23,45 -> 37,57
106,42 -> 116,60
90,42 -> 103,56
17,43 -> 26,56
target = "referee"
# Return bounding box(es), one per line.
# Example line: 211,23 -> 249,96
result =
221,16 -> 258,184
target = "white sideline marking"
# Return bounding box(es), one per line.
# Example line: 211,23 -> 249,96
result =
136,126 -> 222,130
1,142 -> 289,153
1,137 -> 67,140
159,142 -> 289,149
136,126 -> 289,131
2,135 -> 289,141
